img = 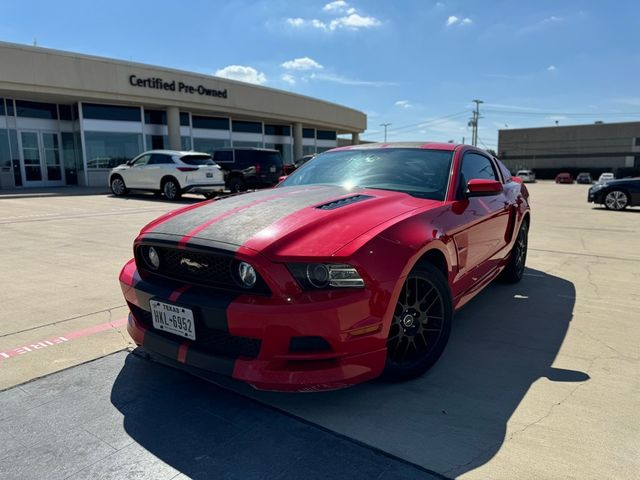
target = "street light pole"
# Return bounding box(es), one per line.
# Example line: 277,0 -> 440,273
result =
380,123 -> 391,143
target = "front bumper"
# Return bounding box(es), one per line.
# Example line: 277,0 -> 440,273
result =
120,259 -> 390,391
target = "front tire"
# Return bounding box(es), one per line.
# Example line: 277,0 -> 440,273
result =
228,176 -> 246,193
383,263 -> 453,381
499,219 -> 528,283
604,190 -> 628,210
110,176 -> 128,196
162,178 -> 182,201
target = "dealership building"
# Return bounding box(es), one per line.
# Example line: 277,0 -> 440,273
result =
0,42 -> 366,189
498,121 -> 640,178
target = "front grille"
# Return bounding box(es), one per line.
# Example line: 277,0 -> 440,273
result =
135,245 -> 270,295
129,302 -> 261,359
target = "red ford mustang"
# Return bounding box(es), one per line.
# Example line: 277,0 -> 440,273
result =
119,143 -> 530,391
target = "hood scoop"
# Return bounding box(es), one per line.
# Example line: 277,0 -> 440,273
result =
315,194 -> 374,210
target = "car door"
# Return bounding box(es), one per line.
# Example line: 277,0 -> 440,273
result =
146,153 -> 175,189
125,154 -> 152,188
452,152 -> 512,284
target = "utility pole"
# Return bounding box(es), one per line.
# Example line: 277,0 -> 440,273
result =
471,99 -> 483,146
380,123 -> 391,143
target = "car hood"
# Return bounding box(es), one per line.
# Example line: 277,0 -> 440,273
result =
142,185 -> 435,258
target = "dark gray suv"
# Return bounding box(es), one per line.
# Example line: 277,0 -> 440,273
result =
213,148 -> 284,192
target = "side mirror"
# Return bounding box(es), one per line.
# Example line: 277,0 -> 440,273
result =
466,179 -> 503,197
278,175 -> 288,183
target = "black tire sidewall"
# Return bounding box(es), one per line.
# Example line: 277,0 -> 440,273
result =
499,219 -> 529,283
383,263 -> 453,381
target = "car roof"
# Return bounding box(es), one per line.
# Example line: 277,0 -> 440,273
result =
143,149 -> 210,157
330,141 -> 460,152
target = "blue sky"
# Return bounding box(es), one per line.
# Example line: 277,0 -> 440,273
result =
2,0 -> 639,149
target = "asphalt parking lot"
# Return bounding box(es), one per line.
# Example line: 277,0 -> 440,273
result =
1,183 -> 639,479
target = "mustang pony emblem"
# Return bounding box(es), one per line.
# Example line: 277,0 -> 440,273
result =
180,257 -> 208,270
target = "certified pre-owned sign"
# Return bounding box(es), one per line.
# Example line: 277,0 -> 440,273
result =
129,75 -> 228,99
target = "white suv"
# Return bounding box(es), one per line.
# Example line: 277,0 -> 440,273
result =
598,172 -> 615,184
516,169 -> 536,183
109,150 -> 225,200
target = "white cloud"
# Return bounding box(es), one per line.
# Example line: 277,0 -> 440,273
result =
323,0 -> 348,12
281,74 -> 296,85
214,65 -> 267,85
395,100 -> 412,108
287,3 -> 381,32
519,15 -> 563,34
447,15 -> 472,27
547,65 -> 557,71
286,17 -> 305,27
281,57 -> 324,70
436,2 -> 445,7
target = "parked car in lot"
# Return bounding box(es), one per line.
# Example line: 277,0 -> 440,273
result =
283,154 -> 316,175
109,150 -> 225,200
119,142 -> 531,391
555,172 -> 573,184
212,148 -> 284,192
576,172 -> 593,184
588,177 -> 640,210
598,172 -> 615,184
516,170 -> 536,183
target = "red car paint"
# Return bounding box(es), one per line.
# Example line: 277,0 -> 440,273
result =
555,172 -> 573,184
119,144 -> 530,391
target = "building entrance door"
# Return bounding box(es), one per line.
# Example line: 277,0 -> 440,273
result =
18,131 -> 65,187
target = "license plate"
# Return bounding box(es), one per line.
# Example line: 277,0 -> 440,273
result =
269,166 -> 276,173
206,172 -> 213,178
150,300 -> 195,340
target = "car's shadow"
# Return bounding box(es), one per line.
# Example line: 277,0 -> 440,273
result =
111,267 -> 584,478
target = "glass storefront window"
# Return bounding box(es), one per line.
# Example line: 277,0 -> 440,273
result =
232,121 -> 262,134
192,138 -> 230,155
62,132 -> 82,185
302,145 -> 316,156
8,130 -> 21,186
84,131 -> 143,169
0,99 -> 4,116
264,125 -> 291,136
265,143 -> 293,165
233,141 -> 263,149
192,116 -> 229,130
59,105 -> 74,121
6,100 -> 15,116
181,136 -> 192,150
82,103 -> 141,122
303,128 -> 315,139
180,112 -> 190,126
0,129 -> 11,170
16,100 -> 58,119
144,110 -> 166,125
316,130 -> 337,140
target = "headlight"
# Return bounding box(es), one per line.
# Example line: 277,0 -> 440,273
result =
146,246 -> 160,270
289,263 -> 365,289
237,261 -> 257,288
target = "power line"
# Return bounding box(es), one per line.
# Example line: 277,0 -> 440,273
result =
386,110 -> 470,134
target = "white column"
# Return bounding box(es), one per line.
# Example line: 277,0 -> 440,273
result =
352,132 -> 360,145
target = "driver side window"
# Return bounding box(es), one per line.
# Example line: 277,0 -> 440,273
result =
132,154 -> 151,167
458,153 -> 498,198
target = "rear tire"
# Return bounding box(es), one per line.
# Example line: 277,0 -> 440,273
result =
383,263 -> 453,381
499,219 -> 529,283
162,178 -> 182,201
604,190 -> 628,210
227,176 -> 246,193
110,176 -> 128,196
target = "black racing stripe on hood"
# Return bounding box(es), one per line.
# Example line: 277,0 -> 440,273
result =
150,188 -> 286,237
193,185 -> 354,245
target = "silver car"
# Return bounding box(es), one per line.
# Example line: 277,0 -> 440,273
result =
109,150 -> 225,200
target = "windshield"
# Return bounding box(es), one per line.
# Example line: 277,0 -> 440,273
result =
180,154 -> 214,166
280,148 -> 453,200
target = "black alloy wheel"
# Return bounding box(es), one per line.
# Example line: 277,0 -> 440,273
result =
384,263 -> 453,381
163,178 -> 182,201
228,177 -> 246,193
499,220 -> 529,283
604,190 -> 628,210
110,176 -> 128,196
